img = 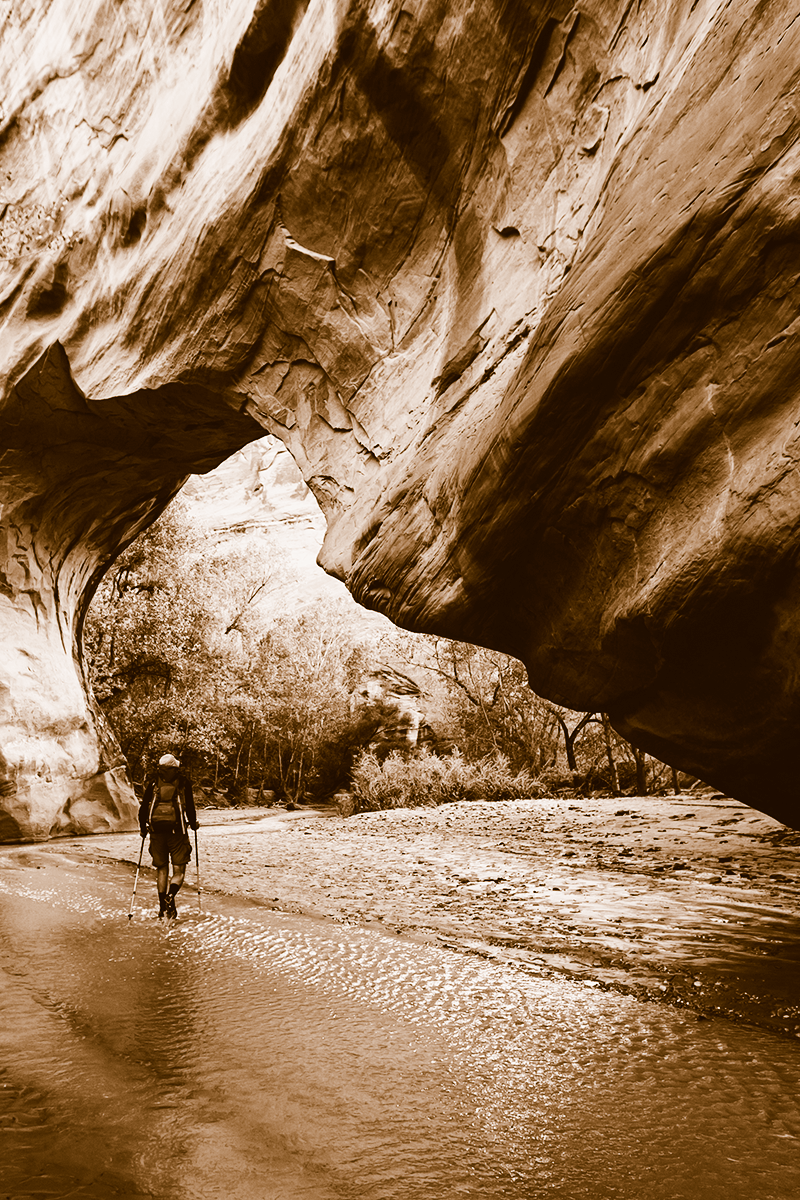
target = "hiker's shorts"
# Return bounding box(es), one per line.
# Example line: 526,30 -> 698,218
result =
149,825 -> 192,869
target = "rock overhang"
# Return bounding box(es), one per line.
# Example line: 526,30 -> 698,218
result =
2,0 -> 800,835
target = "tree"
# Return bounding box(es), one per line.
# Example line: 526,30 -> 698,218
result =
380,633 -> 562,771
253,604 -> 371,803
549,709 -> 597,772
601,714 -> 621,794
84,497 -> 282,783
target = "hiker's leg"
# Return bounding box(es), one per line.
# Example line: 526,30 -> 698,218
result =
169,865 -> 186,891
165,866 -> 184,917
156,866 -> 169,917
149,832 -> 170,916
165,837 -> 191,916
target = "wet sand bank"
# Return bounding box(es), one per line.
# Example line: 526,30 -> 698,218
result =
30,793 -> 800,1035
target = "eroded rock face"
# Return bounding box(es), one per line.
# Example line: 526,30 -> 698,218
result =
2,0 -> 800,835
353,666 -> 427,754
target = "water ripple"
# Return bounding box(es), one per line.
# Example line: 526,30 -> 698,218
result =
1,861 -> 799,1199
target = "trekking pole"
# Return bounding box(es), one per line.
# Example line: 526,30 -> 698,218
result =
194,826 -> 202,912
128,834 -> 146,921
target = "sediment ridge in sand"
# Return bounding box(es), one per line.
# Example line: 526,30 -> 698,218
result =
39,793 -> 800,1036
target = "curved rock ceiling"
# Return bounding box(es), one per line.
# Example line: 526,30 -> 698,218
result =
2,0 -> 800,837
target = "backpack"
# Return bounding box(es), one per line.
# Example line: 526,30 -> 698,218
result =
150,781 -> 180,825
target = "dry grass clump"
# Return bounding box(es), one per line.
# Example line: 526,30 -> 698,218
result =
350,749 -> 541,811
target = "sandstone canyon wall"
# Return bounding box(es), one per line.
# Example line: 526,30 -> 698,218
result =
2,0 -> 800,837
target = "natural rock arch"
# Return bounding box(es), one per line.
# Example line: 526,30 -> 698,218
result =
2,0 -> 800,838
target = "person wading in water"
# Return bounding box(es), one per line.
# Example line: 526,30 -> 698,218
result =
139,753 -> 198,919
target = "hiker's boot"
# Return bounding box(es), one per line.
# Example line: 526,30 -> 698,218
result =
166,885 -> 180,919
157,892 -> 168,919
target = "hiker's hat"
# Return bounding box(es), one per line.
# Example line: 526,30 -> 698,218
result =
159,753 -> 180,768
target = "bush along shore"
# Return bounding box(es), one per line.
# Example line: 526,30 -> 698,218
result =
52,792 -> 800,1039
347,749 -> 538,810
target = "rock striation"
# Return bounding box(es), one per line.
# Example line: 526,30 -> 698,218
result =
2,0 -> 800,835
180,435 -> 357,616
352,665 -> 429,755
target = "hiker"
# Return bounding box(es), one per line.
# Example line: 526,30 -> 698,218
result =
139,753 -> 198,919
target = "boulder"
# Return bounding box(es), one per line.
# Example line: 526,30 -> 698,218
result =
48,767 -> 139,839
352,666 -> 426,756
334,791 -> 357,817
2,0 -> 800,833
243,785 -> 269,805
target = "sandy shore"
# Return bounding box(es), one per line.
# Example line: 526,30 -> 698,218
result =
33,793 -> 800,1035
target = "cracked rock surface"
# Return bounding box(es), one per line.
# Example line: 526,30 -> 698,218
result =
3,0 -> 800,835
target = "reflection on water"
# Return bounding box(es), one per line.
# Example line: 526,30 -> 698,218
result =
1,855 -> 800,1199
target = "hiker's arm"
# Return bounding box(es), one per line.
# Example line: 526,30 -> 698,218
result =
138,783 -> 153,837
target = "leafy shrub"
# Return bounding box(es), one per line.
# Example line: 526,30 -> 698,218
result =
350,749 -> 542,811
470,753 -> 542,801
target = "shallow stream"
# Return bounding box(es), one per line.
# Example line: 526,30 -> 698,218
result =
1,851 -> 799,1199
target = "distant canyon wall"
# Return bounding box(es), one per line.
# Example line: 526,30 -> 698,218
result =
2,0 -> 800,837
